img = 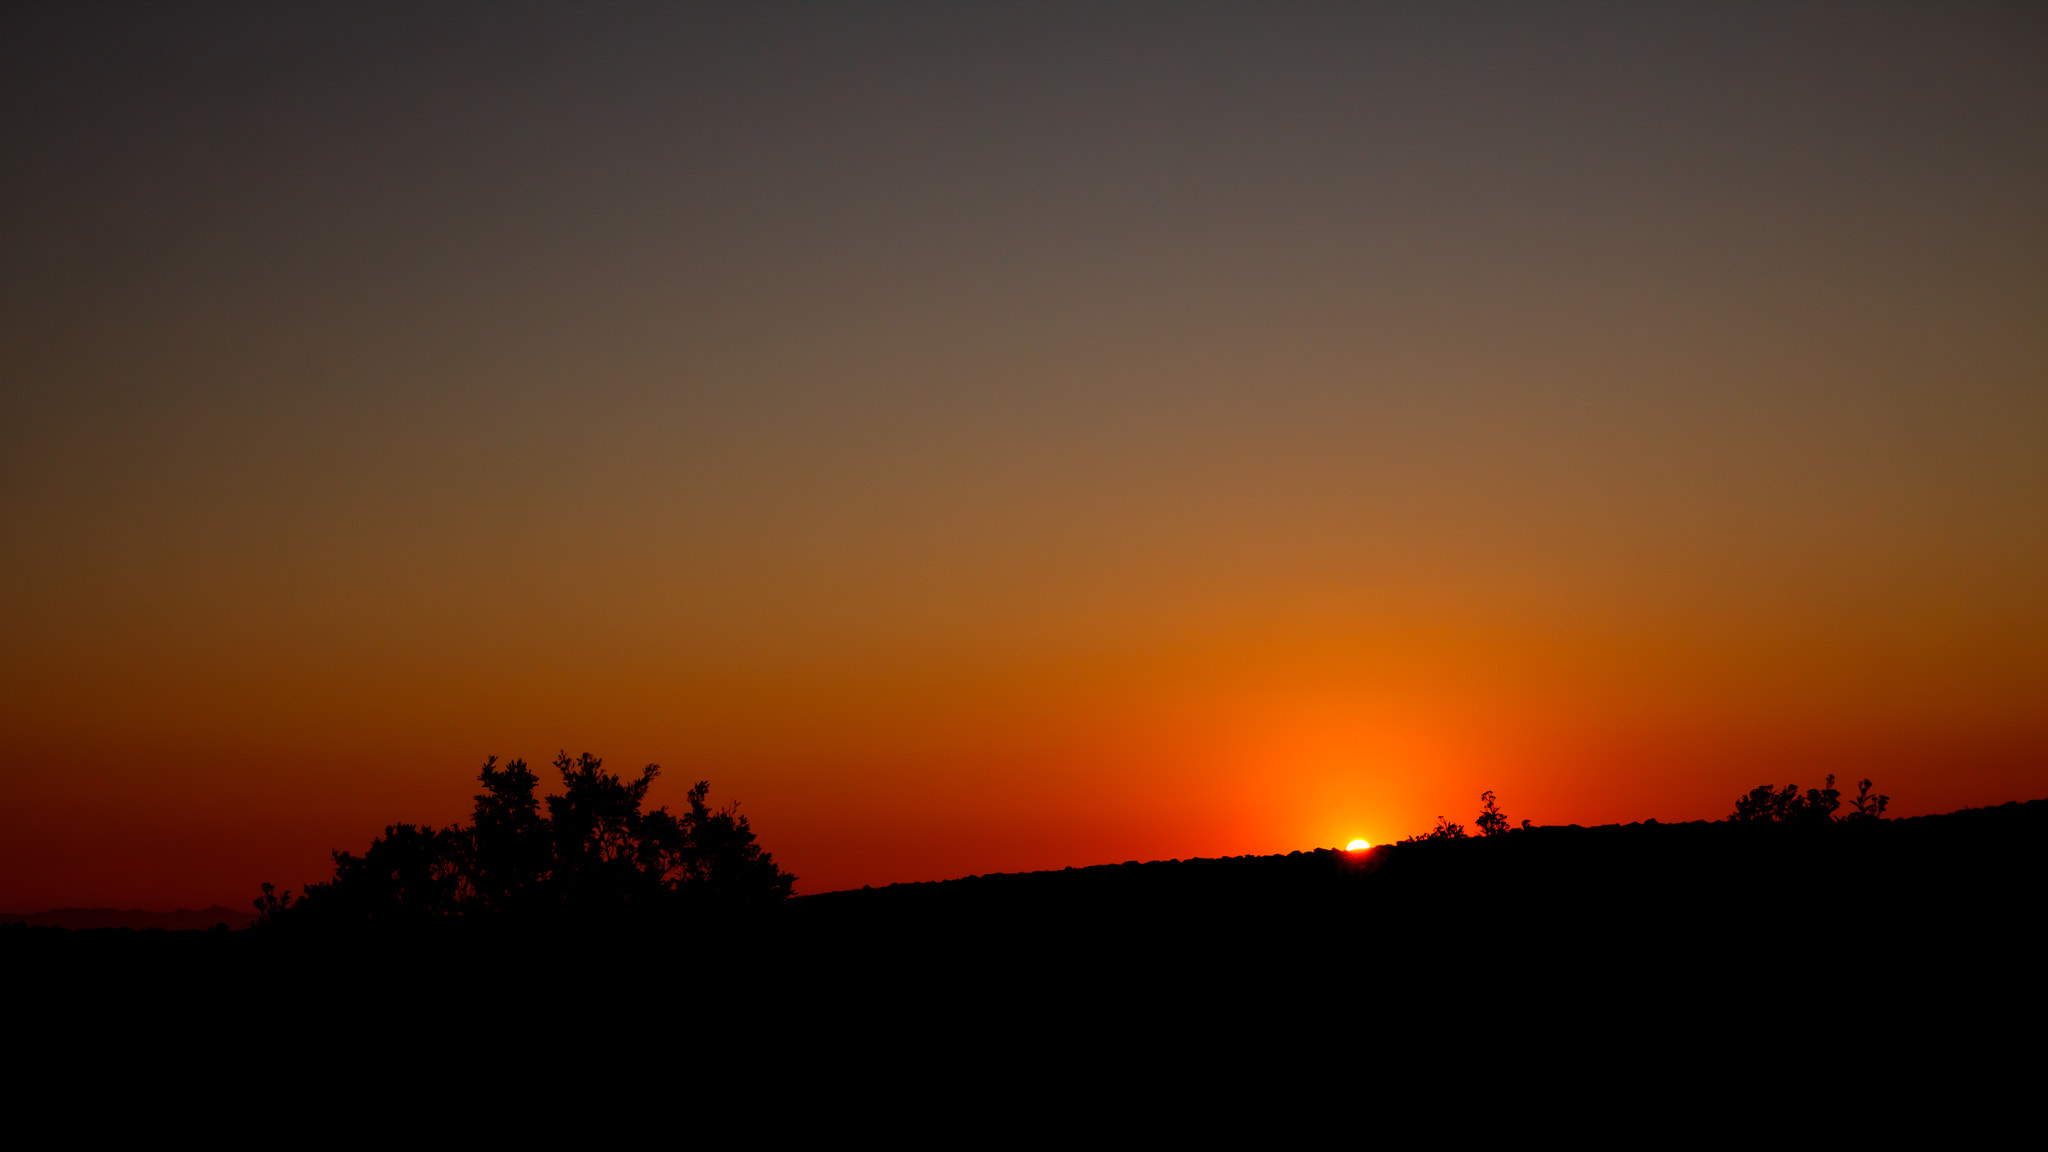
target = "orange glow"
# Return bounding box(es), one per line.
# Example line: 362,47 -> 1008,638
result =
4,7 -> 2046,912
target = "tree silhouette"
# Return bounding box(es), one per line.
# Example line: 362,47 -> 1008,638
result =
466,755 -> 551,915
1400,791 -> 1532,843
312,820 -> 468,925
1475,790 -> 1518,837
258,752 -> 795,929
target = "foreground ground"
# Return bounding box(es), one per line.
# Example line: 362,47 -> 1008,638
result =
8,799 -> 2043,1107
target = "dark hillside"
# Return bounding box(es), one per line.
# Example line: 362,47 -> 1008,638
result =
7,799 -> 2043,1077
786,799 -> 2048,1012
0,906 -> 254,931
794,798 -> 2048,938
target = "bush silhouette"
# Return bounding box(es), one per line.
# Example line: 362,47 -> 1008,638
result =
1845,778 -> 1890,823
1401,815 -> 1468,843
1729,774 -> 1884,825
1475,790 -> 1528,837
1399,791 -> 1535,843
259,752 -> 795,929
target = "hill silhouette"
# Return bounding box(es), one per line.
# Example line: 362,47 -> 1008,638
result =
14,767 -> 2042,958
10,783 -> 2044,1099
0,906 -> 252,931
790,796 -> 2046,965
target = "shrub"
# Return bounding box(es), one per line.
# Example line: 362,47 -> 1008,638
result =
1729,774 -> 1872,825
1475,790 -> 1514,837
1844,778 -> 1890,823
258,752 -> 795,929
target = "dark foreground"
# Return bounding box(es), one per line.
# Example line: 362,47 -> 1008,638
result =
10,801 -> 2045,1107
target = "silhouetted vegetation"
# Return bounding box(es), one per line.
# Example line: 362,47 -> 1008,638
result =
12,771 -> 2044,1087
1730,774 -> 1890,825
1474,789 -> 1533,836
1846,777 -> 1891,822
1402,790 -> 1533,843
255,753 -> 794,930
1404,815 -> 1467,842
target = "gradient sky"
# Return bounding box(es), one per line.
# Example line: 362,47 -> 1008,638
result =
4,2 -> 2046,909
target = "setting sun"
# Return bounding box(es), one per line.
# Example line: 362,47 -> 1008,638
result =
1346,840 -> 1371,852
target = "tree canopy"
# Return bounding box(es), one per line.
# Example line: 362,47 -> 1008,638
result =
256,753 -> 795,929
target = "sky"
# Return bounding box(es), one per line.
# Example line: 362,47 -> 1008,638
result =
4,2 -> 2046,909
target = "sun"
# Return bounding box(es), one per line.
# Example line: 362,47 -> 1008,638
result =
1346,839 -> 1370,851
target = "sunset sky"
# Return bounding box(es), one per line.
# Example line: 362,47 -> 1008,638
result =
4,3 -> 2046,910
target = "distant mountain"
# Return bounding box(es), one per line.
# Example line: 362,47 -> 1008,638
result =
0,906 -> 253,931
